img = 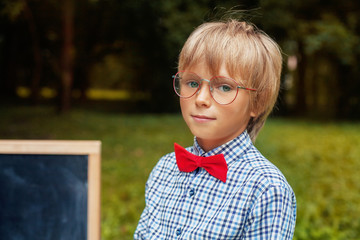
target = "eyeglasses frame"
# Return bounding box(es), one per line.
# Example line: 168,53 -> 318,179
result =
172,71 -> 256,105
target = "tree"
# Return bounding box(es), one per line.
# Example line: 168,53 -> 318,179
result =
2,0 -> 359,117
259,0 -> 360,118
1,0 -> 42,103
59,0 -> 74,112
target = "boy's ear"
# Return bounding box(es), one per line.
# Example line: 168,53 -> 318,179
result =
250,111 -> 257,118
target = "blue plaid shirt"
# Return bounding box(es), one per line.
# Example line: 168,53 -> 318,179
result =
135,131 -> 296,239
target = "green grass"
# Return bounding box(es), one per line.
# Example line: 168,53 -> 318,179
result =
1,105 -> 360,240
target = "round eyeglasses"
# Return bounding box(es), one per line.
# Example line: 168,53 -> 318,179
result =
173,71 -> 256,105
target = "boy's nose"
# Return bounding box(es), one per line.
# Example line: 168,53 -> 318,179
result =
195,81 -> 212,107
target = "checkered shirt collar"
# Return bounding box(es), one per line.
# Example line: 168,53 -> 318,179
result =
192,130 -> 252,165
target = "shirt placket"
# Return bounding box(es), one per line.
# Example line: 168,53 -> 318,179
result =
174,149 -> 207,238
173,170 -> 197,238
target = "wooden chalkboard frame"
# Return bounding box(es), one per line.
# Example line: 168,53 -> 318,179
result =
0,140 -> 101,240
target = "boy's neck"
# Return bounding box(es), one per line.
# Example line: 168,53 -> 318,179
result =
196,136 -> 232,152
196,139 -> 218,152
196,128 -> 248,152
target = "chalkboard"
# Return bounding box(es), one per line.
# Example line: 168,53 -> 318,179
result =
0,140 -> 101,240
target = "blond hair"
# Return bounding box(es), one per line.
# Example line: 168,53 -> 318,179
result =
178,20 -> 282,142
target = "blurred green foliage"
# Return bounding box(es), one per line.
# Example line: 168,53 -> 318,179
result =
1,105 -> 359,239
1,0 -> 359,116
258,121 -> 360,240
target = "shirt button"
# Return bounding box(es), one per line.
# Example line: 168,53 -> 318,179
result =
176,228 -> 182,236
189,188 -> 195,197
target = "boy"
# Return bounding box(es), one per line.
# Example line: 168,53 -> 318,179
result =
135,19 -> 296,239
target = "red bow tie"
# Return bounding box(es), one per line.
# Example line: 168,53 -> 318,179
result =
174,143 -> 228,183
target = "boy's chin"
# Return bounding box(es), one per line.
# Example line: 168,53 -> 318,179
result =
190,130 -> 216,141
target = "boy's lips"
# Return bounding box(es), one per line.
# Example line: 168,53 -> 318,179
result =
191,114 -> 216,122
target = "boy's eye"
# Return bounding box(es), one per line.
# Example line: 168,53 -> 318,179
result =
212,77 -> 237,93
218,85 -> 232,92
186,80 -> 200,88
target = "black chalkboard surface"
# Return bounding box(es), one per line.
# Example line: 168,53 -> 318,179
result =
0,140 -> 101,240
0,154 -> 88,240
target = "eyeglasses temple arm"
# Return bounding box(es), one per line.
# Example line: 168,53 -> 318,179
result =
237,86 -> 256,91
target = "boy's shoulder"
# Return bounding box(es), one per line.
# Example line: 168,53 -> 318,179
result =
148,150 -> 177,179
239,145 -> 293,193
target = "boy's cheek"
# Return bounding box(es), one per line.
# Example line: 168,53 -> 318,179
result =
179,99 -> 190,116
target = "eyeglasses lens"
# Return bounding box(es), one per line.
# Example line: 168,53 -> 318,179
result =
173,72 -> 239,105
210,77 -> 238,104
174,72 -> 200,98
